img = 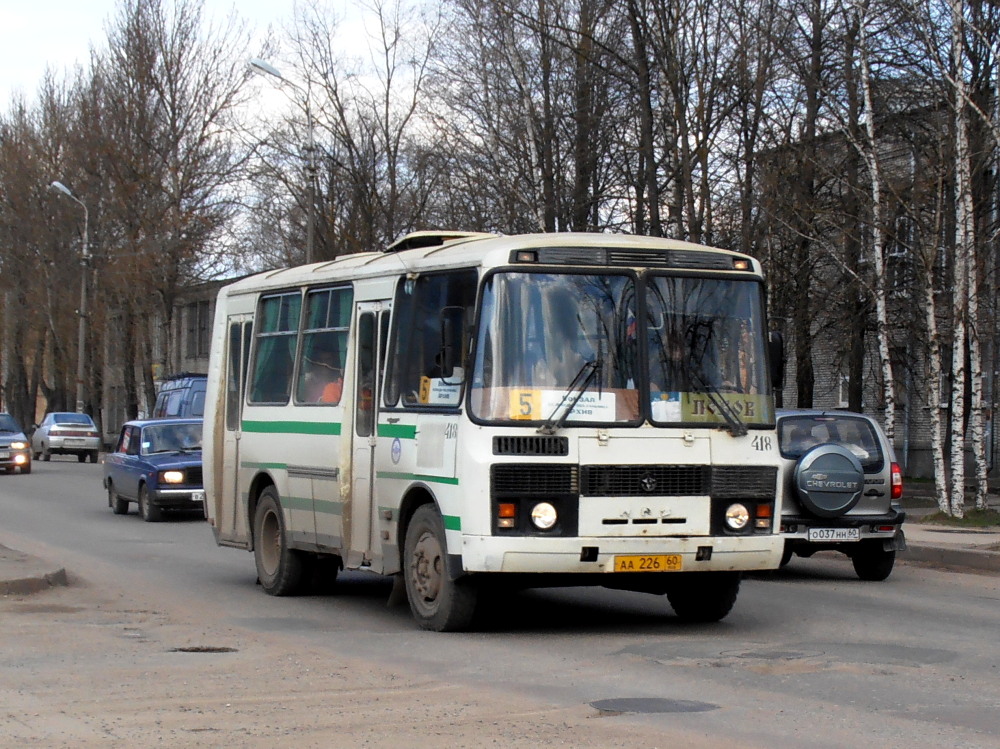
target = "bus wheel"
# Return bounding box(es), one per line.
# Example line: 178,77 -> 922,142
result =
666,572 -> 740,623
403,504 -> 477,632
253,488 -> 306,596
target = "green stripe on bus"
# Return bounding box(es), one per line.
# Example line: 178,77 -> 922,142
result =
443,514 -> 461,531
281,495 -> 312,512
376,471 -> 460,486
377,423 -> 417,439
242,420 -> 342,436
241,461 -> 287,470
314,498 -> 344,516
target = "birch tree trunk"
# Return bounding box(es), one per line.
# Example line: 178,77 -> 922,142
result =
949,0 -> 972,518
923,246 -> 951,514
856,0 -> 895,441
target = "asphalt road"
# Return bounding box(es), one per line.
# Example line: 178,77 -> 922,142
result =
2,458 -> 999,748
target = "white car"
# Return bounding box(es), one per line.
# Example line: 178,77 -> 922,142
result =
777,409 -> 905,580
31,412 -> 102,463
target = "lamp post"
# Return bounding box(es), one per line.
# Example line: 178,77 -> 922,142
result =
49,181 -> 90,414
249,57 -> 317,265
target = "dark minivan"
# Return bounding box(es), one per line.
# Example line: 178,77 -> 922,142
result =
151,373 -> 207,419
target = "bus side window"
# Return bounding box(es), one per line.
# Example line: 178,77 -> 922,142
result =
295,287 -> 352,405
248,293 -> 301,404
356,313 -> 376,437
385,269 -> 477,407
226,321 -> 251,430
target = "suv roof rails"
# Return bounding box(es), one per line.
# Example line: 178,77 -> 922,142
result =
383,231 -> 496,253
158,372 -> 207,381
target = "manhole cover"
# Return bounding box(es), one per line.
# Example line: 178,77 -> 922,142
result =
590,698 -> 718,714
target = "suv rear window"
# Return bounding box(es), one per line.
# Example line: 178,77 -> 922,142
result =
778,415 -> 884,471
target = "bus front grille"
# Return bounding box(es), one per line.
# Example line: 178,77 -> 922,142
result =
493,436 -> 569,456
711,466 -> 776,499
491,464 -> 578,496
581,465 -> 709,496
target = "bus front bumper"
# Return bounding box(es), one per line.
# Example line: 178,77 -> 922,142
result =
460,534 -> 783,575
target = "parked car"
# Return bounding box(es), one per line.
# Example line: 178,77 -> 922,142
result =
0,413 -> 32,474
777,409 -> 905,580
31,412 -> 102,463
102,418 -> 205,522
151,373 -> 207,419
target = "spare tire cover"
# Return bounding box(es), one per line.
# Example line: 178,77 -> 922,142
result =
792,444 -> 865,518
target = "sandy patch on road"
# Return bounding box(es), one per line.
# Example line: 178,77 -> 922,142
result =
0,581 -> 728,749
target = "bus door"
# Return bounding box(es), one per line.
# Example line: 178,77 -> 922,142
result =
220,314 -> 253,545
347,302 -> 389,567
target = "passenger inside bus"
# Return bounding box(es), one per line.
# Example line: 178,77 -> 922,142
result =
303,348 -> 344,404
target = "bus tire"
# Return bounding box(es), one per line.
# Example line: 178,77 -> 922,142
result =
403,504 -> 477,632
666,572 -> 740,623
253,488 -> 306,596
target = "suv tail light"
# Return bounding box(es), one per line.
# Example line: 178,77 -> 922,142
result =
890,461 -> 903,500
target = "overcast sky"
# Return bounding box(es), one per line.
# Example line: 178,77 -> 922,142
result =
1,1 -> 294,106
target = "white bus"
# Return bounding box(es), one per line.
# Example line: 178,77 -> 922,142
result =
203,231 -> 786,631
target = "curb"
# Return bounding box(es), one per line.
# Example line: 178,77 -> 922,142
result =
0,544 -> 69,596
901,545 -> 1000,573
0,567 -> 68,596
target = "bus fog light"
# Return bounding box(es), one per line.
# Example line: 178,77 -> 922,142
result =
531,502 -> 557,530
497,502 -> 517,529
725,503 -> 750,530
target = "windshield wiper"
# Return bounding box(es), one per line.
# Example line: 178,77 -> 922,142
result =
537,359 -> 601,435
688,368 -> 748,437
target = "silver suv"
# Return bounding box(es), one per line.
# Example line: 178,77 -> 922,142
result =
776,409 -> 905,580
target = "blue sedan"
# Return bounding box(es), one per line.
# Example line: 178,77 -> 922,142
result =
103,419 -> 205,522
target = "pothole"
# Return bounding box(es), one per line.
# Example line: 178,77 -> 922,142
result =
720,648 -> 825,661
169,646 -> 238,653
9,604 -> 83,614
590,698 -> 718,715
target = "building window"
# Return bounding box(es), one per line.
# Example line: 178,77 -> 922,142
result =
838,374 -> 850,409
186,301 -> 211,358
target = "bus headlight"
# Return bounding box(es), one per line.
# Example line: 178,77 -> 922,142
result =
161,470 -> 185,484
725,503 -> 750,531
531,502 -> 558,530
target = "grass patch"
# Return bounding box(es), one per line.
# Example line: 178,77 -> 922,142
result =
917,508 -> 1000,528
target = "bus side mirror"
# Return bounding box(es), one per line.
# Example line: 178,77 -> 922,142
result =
768,331 -> 784,390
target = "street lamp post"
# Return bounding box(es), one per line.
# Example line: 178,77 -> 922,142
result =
50,181 -> 89,414
249,58 -> 317,265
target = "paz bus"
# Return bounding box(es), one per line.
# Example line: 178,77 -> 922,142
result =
203,231 -> 785,631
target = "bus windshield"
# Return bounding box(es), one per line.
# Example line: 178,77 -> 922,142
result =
469,270 -> 772,427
